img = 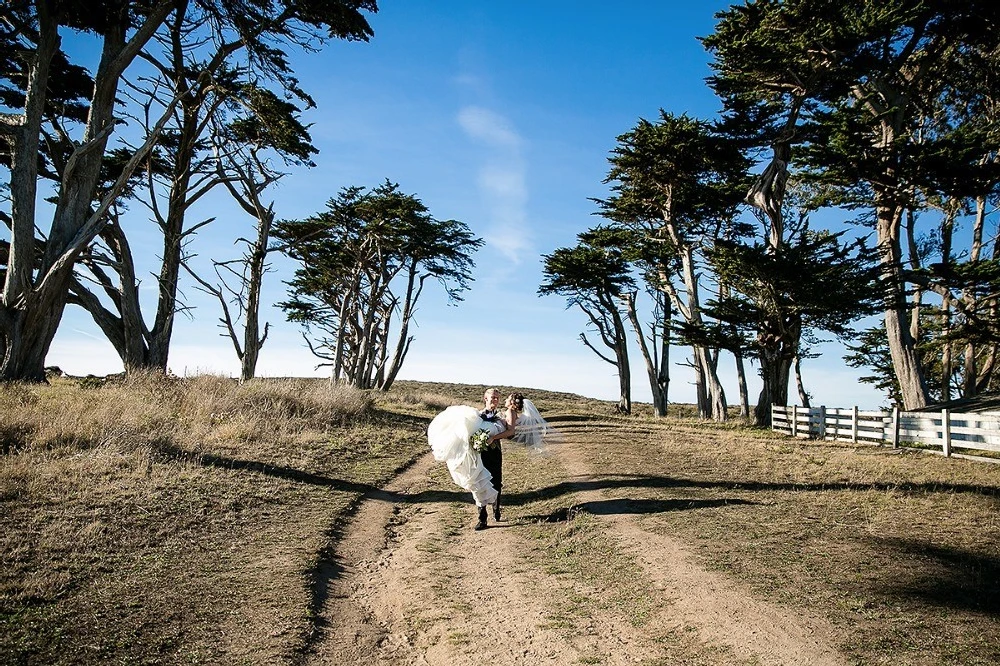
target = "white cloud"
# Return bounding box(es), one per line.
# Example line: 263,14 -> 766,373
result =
457,105 -> 531,263
477,163 -> 526,200
457,106 -> 523,149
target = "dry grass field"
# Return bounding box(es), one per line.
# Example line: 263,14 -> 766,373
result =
2,375 -> 998,665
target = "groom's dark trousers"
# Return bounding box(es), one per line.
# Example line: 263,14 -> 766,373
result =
480,446 -> 502,498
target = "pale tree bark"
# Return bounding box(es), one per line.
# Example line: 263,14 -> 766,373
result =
623,290 -> 669,417
718,281 -> 748,418
903,208 -> 923,343
734,352 -> 749,418
878,196 -> 930,409
651,184 -> 727,421
745,109 -> 797,255
743,105 -> 802,425
851,74 -> 931,410
659,235 -> 726,421
380,261 -> 424,391
962,195 -> 986,396
938,204 -> 958,402
238,209 -> 270,381
794,354 -> 810,407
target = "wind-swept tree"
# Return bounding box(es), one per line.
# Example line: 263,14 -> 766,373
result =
184,85 -> 319,380
704,0 -> 1000,410
596,111 -> 750,421
1,0 -> 177,380
540,228 -> 635,414
705,221 -> 880,424
64,0 -> 375,375
276,181 -> 481,390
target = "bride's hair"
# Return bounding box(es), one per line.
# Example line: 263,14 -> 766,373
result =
507,392 -> 525,410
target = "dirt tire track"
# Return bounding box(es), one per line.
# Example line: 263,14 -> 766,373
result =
558,430 -> 849,666
304,421 -> 849,665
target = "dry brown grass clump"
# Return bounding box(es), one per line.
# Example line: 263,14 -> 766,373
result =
1,372 -> 373,457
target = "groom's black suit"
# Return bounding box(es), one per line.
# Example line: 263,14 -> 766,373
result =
479,408 -> 503,500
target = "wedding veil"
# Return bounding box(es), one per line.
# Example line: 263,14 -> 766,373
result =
513,398 -> 560,454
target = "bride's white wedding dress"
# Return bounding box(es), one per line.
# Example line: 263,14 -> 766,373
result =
427,406 -> 505,507
427,399 -> 559,507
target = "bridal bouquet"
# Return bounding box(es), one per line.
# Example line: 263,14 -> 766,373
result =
470,429 -> 492,452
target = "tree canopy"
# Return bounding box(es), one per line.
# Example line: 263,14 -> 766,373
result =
276,181 -> 481,390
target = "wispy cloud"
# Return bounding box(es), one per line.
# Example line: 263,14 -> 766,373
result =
457,105 -> 530,263
458,106 -> 523,150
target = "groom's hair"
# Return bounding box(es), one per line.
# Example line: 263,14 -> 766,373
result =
484,388 -> 500,401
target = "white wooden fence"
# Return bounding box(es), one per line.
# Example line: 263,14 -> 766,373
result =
771,405 -> 1000,464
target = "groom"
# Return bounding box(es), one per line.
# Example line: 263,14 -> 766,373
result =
476,388 -> 505,530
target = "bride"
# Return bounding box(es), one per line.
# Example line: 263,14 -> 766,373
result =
427,392 -> 556,512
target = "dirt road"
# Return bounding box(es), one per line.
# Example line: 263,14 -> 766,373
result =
302,415 -> 848,665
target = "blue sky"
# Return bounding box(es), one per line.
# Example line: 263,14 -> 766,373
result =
46,1 -> 886,409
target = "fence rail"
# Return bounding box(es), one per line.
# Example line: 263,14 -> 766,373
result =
771,405 -> 1000,464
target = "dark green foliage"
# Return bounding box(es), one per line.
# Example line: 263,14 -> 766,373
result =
223,85 -> 317,165
597,112 -> 752,238
705,229 -> 880,353
701,0 -> 1000,409
539,228 -> 635,305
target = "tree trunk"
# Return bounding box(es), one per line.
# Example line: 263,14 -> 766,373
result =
3,2 -> 56,310
877,199 -> 930,409
754,352 -> 793,426
940,296 -> 952,403
794,354 -> 810,407
381,264 -> 423,391
624,292 -> 668,417
2,280 -> 70,381
694,346 -> 726,421
84,219 -> 151,369
663,242 -> 726,421
735,351 -> 749,418
694,357 -> 708,418
961,196 -> 986,397
241,210 -> 272,381
612,305 -> 632,415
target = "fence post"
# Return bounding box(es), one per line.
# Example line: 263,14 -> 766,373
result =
892,406 -> 900,449
819,406 -> 827,440
792,405 -> 798,438
852,405 -> 859,443
942,408 -> 952,457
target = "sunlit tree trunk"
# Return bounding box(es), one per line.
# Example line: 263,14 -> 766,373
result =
624,291 -> 669,417
877,194 -> 930,410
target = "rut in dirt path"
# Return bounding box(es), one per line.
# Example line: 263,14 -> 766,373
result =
302,416 -> 849,666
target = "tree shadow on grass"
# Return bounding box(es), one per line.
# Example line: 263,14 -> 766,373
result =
520,497 -> 756,523
149,440 -> 1000,508
868,537 -> 1000,617
148,438 -> 467,504
504,474 -> 1000,507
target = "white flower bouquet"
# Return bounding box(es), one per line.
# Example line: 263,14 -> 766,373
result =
470,428 -> 492,452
